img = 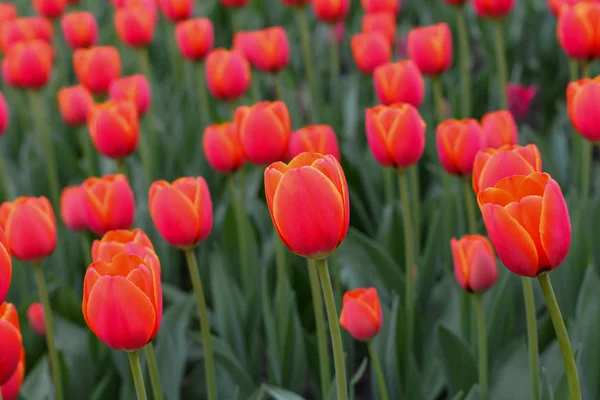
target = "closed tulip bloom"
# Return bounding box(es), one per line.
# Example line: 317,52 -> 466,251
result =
0,92 -> 8,135
265,153 -> 349,258
240,27 -> 290,73
340,288 -> 383,341
0,303 -> 20,386
60,185 -> 88,231
175,18 -> 213,61
202,123 -> 245,173
0,197 -> 56,262
221,0 -> 251,7
312,0 -> 350,23
361,0 -> 400,14
451,235 -> 498,293
83,253 -> 162,350
0,345 -> 24,400
351,32 -> 391,74
109,75 -> 151,116
507,84 -> 537,121
473,0 -> 516,17
32,0 -> 67,19
149,177 -> 213,249
362,12 -> 396,45
92,229 -> 156,265
1,17 -> 53,53
472,144 -> 542,194
0,229 -> 10,305
2,40 -> 53,89
81,174 -> 135,235
27,303 -> 45,335
115,6 -> 156,47
547,0 -> 592,16
373,60 -> 424,107
0,4 -> 16,26
158,0 -> 192,21
57,85 -> 94,126
236,101 -> 291,164
365,103 -> 426,168
61,12 -> 98,49
567,77 -> 600,141
437,119 -> 484,176
407,23 -> 452,76
205,49 -> 251,101
87,100 -> 139,159
481,110 -> 518,149
478,172 -> 571,277
288,125 -> 340,160
74,46 -> 121,94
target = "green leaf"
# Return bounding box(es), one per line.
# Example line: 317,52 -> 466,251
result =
21,356 -> 53,400
262,384 -> 306,400
464,385 -> 482,400
437,323 -> 478,396
540,368 -> 554,400
209,336 -> 256,396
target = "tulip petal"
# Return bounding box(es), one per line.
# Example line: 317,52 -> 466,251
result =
0,321 -> 20,385
476,151 -> 537,193
477,188 -> 516,209
339,298 -> 380,341
515,173 -> 549,200
150,186 -> 200,247
264,166 -> 284,215
467,240 -> 498,293
82,266 -> 102,331
540,179 -> 571,268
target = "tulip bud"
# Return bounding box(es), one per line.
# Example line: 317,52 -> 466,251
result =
0,229 -> 10,306
312,0 -> 350,23
361,0 -> 400,14
60,185 -> 88,231
362,12 -> 396,45
473,0 -> 516,18
451,235 -> 498,293
175,18 -> 213,61
115,6 -> 156,47
567,77 -> 600,141
236,101 -> 291,164
2,40 -> 53,89
1,17 -> 53,53
149,177 -> 213,249
507,84 -> 537,121
221,0 -> 251,7
365,103 -> 426,168
27,303 -> 45,335
481,110 -> 518,149
158,0 -> 192,22
74,46 -> 121,94
83,253 -> 162,350
87,100 -> 139,159
238,27 -> 290,73
205,49 -> 251,101
351,32 -> 392,74
202,122 -> 245,174
0,92 -> 8,135
0,345 -> 24,400
340,288 -> 383,341
60,12 -> 98,49
57,85 -> 94,126
0,303 -> 21,386
407,23 -> 453,76
478,172 -> 571,277
0,197 -> 56,262
109,74 -> 151,116
436,119 -> 484,176
32,0 -> 67,19
288,125 -> 340,161
264,153 -> 349,259
81,174 -> 135,235
373,60 -> 424,107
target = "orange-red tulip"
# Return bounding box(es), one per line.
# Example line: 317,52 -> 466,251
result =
92,229 -> 156,265
0,303 -> 20,386
339,287 -> 383,341
32,0 -> 66,19
264,153 -> 349,259
0,92 -> 7,135
57,85 -> 94,126
547,0 -> 596,16
220,0 -> 251,7
1,17 -> 53,53
361,0 -> 400,14
407,23 -> 453,76
237,27 -> 290,73
109,74 -> 151,116
61,12 -> 98,49
236,101 -> 291,164
2,40 -> 53,88
557,3 -> 600,60
361,12 -> 396,45
83,253 -> 162,350
0,4 -> 16,26
158,0 -> 192,21
451,235 -> 497,293
481,110 -> 518,149
0,345 -> 24,400
373,60 -> 424,107
74,46 -> 121,94
288,125 -> 340,161
115,5 -> 156,47
175,18 -> 213,61
507,83 -> 537,121
436,119 -> 484,176
27,303 -> 45,335
478,172 -> 571,277
0,197 -> 56,262
149,177 -> 213,249
472,144 -> 542,194
0,229 -> 10,305
473,0 -> 515,17
567,77 -> 600,141
351,32 -> 391,74
81,174 -> 135,235
87,100 -> 139,159
365,103 -> 426,168
205,49 -> 251,101
60,185 -> 88,231
312,0 -> 350,23
202,122 -> 245,173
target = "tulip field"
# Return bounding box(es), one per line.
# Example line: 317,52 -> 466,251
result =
2,0 -> 600,399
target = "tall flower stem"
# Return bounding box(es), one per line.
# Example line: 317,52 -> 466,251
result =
164,22 -> 181,81
580,62 -> 591,207
184,248 -> 218,400
127,350 -> 148,400
569,60 -> 581,191
409,166 -> 420,254
32,262 -> 63,400
230,173 -> 250,289
81,232 -> 92,268
456,6 -> 471,118
297,6 -> 317,122
367,341 -> 389,400
144,344 -> 163,400
275,234 -> 287,289
329,25 -> 340,125
432,77 -> 446,124
307,259 -> 331,400
272,73 -> 281,101
383,168 -> 394,205
474,294 -> 488,400
538,274 -> 581,400
195,61 -> 211,128
77,126 -> 96,177
116,158 -> 127,177
315,258 -> 348,400
522,278 -> 540,400
137,47 -> 157,183
492,19 -> 509,110
464,178 -> 477,233
0,147 -> 13,201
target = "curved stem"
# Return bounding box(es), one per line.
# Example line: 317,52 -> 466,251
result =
308,259 -> 331,399
409,166 -> 420,255
184,249 -> 218,400
456,6 -> 471,119
230,174 -> 250,290
492,20 -> 509,110
474,294 -> 488,400
144,344 -> 164,400
297,6 -> 317,122
127,350 -> 148,400
464,178 -> 477,233
522,277 -> 540,400
195,61 -> 211,127
537,274 -> 581,400
315,258 -> 348,400
432,77 -> 446,124
367,341 -> 389,400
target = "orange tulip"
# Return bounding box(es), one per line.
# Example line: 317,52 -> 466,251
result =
557,3 -> 600,60
236,27 -> 290,73
115,5 -> 156,47
92,229 -> 157,265
202,122 -> 245,173
0,302 -> 20,386
0,91 -> 8,135
451,235 -> 498,293
109,74 -> 151,116
1,17 -> 53,53
351,32 -> 391,74
87,100 -> 139,159
567,77 -> 600,141
236,101 -> 291,164
361,0 -> 400,14
264,153 -> 349,259
473,0 -> 515,17
472,144 -> 542,194
61,11 -> 98,49
205,49 -> 251,101
57,85 -> 94,126
361,12 -> 396,45
32,0 -> 66,19
0,197 -> 56,262
312,0 -> 350,23
60,185 -> 88,231
158,0 -> 192,21
288,125 -> 340,161
74,46 -> 121,94
478,172 -> 571,277
27,303 -> 45,335
2,40 -> 53,89
0,229 -> 10,305
407,23 -> 453,76
339,287 -> 383,341
81,174 -> 135,235
0,344 -> 24,400
373,60 -> 424,107
365,103 -> 426,168
83,253 -> 162,350
436,119 -> 484,176
481,110 -> 518,149
175,18 -> 213,61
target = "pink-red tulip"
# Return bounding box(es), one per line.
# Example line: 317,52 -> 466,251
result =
175,18 -> 214,61
481,110 -> 518,149
115,5 -> 156,47
202,123 -> 245,173
351,32 -> 391,74
0,229 -> 10,305
361,12 -> 396,45
81,174 -> 135,235
567,77 -> 600,141
109,74 -> 151,116
407,23 -> 453,76
236,27 -> 290,73
61,11 -> 98,49
473,0 -> 516,17
288,125 -> 340,160
158,0 -> 192,21
312,0 -> 350,23
27,303 -> 45,335
0,91 -> 8,134
451,235 -> 498,293
87,100 -> 139,159
60,185 -> 88,231
74,46 -> 121,94
507,84 -> 537,121
436,119 -> 484,176
32,0 -> 67,19
2,40 -> 53,88
205,49 -> 251,101
1,17 -> 53,53
361,0 -> 400,14
0,302 -> 20,386
373,60 -> 424,106
0,345 -> 24,400
339,288 -> 383,341
57,85 -> 94,126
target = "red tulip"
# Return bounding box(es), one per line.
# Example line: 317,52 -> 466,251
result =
312,0 -> 350,23
0,229 -> 10,305
339,288 -> 383,341
407,23 -> 453,76
0,345 -> 24,400
567,77 -> 600,141
288,125 -> 340,160
92,229 -> 156,265
1,17 -> 53,53
351,32 -> 392,74
473,0 -> 516,17
0,302 -> 20,386
236,27 -> 290,73
115,5 -> 156,47
202,122 -> 245,173
27,303 -> 45,335
361,0 -> 400,14
481,110 -> 518,149
451,235 -> 498,293
373,60 -> 424,106
60,185 -> 88,231
57,85 -> 94,126
2,40 -> 53,89
361,12 -> 396,45
87,100 -> 139,159
158,0 -> 192,21
436,118 -> 484,176
109,74 -> 151,116
61,11 -> 98,49
507,84 -> 537,121
0,4 -> 16,27
547,0 -> 595,16
81,174 -> 135,235
0,91 -> 8,135
205,49 -> 251,101
74,46 -> 121,94
32,0 -> 67,19
175,18 -> 214,61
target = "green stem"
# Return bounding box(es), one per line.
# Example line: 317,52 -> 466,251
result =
275,233 -> 287,289
464,178 -> 477,233
144,344 -> 164,400
315,258 -> 348,400
231,9 -> 241,34
230,174 -> 250,290
272,74 -> 280,101
432,77 -> 446,124
297,6 -> 317,122
32,262 -> 63,400
329,26 -> 340,125
459,291 -> 473,346
475,294 -> 488,400
383,168 -> 394,205
137,125 -> 153,185
367,341 -> 389,400
537,274 -> 581,400
581,62 -> 590,79
136,47 -> 156,183
307,259 -> 331,400
184,249 -> 218,400
409,165 -> 420,255
456,6 -> 471,118
581,140 -> 591,207
569,59 -> 581,192
195,61 -> 211,127
116,158 -> 127,177
81,232 -> 92,268
522,277 -> 540,400
251,71 -> 261,103
0,149 -> 13,200
492,20 -> 509,110
78,126 -> 95,177
165,22 -> 181,81
137,47 -> 152,80
127,350 -> 148,400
